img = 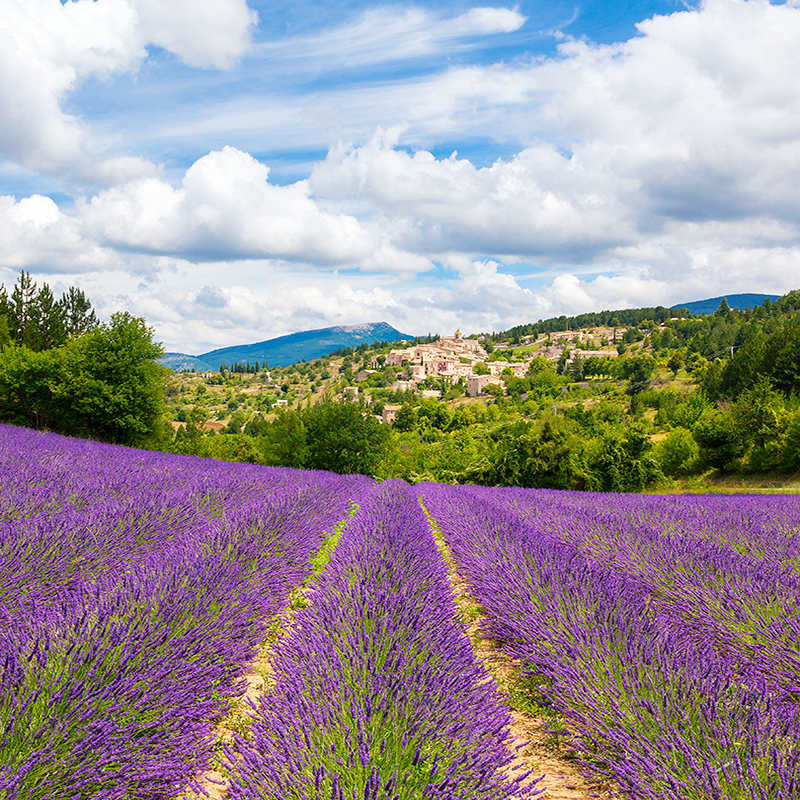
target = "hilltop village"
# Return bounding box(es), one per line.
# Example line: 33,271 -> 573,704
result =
175,321 -> 662,428
368,327 -> 624,417
380,328 -> 623,385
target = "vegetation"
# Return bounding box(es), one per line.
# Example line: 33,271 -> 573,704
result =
0,269 -> 797,489
0,272 -> 167,447
157,290 -> 800,489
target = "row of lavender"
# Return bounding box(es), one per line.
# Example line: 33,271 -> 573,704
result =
226,480 -> 538,800
0,425 -> 369,799
419,483 -> 800,799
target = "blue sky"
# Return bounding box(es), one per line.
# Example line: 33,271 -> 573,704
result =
1,0 -> 799,353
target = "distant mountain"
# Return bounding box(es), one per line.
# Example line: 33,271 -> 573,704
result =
671,293 -> 780,315
160,353 -> 214,372
160,321 -> 414,371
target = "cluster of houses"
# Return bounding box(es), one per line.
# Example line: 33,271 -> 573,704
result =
363,330 -> 529,398
353,326 -> 648,423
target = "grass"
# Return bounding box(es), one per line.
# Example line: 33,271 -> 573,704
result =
662,469 -> 800,494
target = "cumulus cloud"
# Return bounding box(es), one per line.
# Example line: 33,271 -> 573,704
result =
309,0 -> 800,288
82,147 -> 374,264
0,0 -> 256,180
0,194 -> 111,271
532,0 -> 800,227
312,128 -> 635,260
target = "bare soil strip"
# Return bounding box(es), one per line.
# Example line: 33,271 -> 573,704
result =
178,510 -> 353,800
424,508 -> 617,800
178,583 -> 315,800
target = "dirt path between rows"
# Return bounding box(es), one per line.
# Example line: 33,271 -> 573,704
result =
180,658 -> 267,800
428,520 -> 617,800
181,507 -> 616,800
178,582 -> 315,800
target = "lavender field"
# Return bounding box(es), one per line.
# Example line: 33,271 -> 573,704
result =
419,484 -> 800,799
2,424 -> 800,799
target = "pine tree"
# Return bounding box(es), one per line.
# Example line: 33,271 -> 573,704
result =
10,271 -> 38,348
34,284 -> 66,350
60,286 -> 98,338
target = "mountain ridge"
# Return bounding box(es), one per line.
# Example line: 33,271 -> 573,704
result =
160,321 -> 413,371
671,293 -> 780,314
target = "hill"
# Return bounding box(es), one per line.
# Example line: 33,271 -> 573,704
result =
163,321 -> 413,371
160,353 -> 214,372
671,293 -> 780,314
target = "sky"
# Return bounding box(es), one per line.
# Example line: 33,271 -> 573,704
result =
1,0 -> 800,353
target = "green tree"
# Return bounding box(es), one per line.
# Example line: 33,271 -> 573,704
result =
260,409 -> 308,468
0,344 -> 59,429
60,286 -> 99,338
0,272 -> 98,351
692,408 -> 745,471
33,283 -> 66,351
54,312 -> 167,445
9,270 -> 40,349
586,423 -> 663,491
666,350 -> 683,375
733,377 -> 790,471
771,321 -> 800,395
619,353 -> 656,394
303,401 -> 390,475
485,419 -> 585,489
393,404 -> 418,432
203,434 -> 260,464
655,428 -> 699,475
780,410 -> 800,471
0,315 -> 11,348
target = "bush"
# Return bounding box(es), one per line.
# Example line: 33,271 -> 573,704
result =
656,428 -> 699,475
692,409 -> 745,471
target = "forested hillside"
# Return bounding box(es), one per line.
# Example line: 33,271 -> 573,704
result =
160,291 -> 800,490
0,269 -> 797,491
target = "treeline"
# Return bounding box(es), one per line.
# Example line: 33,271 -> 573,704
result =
218,361 -> 262,374
0,272 -> 166,446
172,401 -> 389,475
489,306 -> 676,344
0,271 -> 98,350
694,294 -> 800,399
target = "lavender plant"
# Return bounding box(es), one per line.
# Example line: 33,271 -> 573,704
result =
0,424 -> 369,798
227,480 -> 539,800
419,483 -> 800,799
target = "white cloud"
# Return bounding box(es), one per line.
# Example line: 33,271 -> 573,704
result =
135,0 -> 258,70
360,242 -> 434,275
306,0 -> 800,284
444,254 -> 527,293
254,6 -> 525,73
312,129 -> 635,259
82,147 -> 374,264
0,194 -> 111,271
0,0 -> 256,180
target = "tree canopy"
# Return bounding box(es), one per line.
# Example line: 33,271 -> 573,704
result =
0,276 -> 167,447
